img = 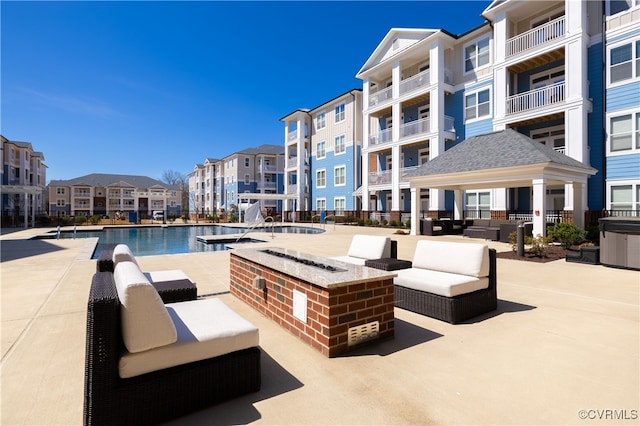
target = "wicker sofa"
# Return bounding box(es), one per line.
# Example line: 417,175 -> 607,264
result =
330,234 -> 397,265
420,218 -> 465,236
393,240 -> 497,324
463,219 -> 533,242
84,261 -> 261,425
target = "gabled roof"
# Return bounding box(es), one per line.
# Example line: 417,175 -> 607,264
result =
233,144 -> 284,157
404,129 -> 596,179
356,28 -> 442,78
49,173 -> 178,190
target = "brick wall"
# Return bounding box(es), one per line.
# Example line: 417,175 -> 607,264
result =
230,254 -> 394,357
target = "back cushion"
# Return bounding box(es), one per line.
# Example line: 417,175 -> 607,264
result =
412,240 -> 489,277
114,261 -> 177,353
347,235 -> 391,259
113,244 -> 138,267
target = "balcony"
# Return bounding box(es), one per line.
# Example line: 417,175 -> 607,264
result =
369,85 -> 393,107
260,164 -> 278,173
370,115 -> 455,146
506,16 -> 565,58
399,70 -> 430,96
506,81 -> 565,115
400,117 -> 430,138
287,184 -> 308,195
258,182 -> 277,190
369,166 -> 420,186
369,128 -> 393,146
73,190 -> 90,197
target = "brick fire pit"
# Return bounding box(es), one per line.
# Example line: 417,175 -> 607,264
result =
230,247 -> 396,357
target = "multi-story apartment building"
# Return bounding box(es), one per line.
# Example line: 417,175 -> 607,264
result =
211,144 -> 284,216
190,158 -> 222,218
281,89 -> 363,221
351,0 -> 639,234
1,135 -> 47,227
48,174 -> 182,220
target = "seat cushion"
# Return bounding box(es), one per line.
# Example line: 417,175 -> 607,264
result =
412,240 -> 489,277
347,235 -> 391,259
330,255 -> 366,265
394,268 -> 489,297
113,244 -> 138,267
144,269 -> 194,285
119,298 -> 260,378
113,261 -> 178,353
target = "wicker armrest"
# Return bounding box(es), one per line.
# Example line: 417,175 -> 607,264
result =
152,279 -> 197,303
365,258 -> 412,271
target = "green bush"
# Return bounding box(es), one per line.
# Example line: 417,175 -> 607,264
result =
372,219 -> 379,226
89,215 -> 100,225
389,220 -> 399,227
364,219 -> 372,226
585,225 -> 600,243
74,215 -> 87,225
381,219 -> 388,226
547,222 -> 586,248
405,219 -> 411,229
526,234 -> 553,257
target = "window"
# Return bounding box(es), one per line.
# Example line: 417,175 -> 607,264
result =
466,191 -> 490,218
317,112 -> 326,130
334,165 -> 346,186
317,141 -> 326,159
335,103 -> 345,122
464,37 -> 490,73
465,88 -> 491,121
244,157 -> 250,167
609,39 -> 640,84
316,198 -> 326,212
609,184 -> 640,213
609,0 -> 640,16
335,135 -> 345,155
56,188 -> 65,195
316,169 -> 326,188
56,199 -> 65,206
334,197 -> 346,216
244,174 -> 250,184
609,112 -> 640,152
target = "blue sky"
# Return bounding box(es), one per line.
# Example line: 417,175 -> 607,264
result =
1,1 -> 489,183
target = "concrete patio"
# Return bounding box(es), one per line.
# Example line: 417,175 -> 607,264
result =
1,224 -> 638,425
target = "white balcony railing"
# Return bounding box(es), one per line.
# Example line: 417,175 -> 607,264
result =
400,166 -> 419,180
369,85 -> 393,106
506,81 -> 565,115
369,127 -> 393,146
369,170 -> 392,185
401,117 -> 430,138
506,16 -> 565,57
258,182 -> 277,190
371,115 -> 454,145
399,70 -> 430,95
288,130 -> 297,141
260,164 -> 277,173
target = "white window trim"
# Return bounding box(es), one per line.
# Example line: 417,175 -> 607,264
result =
317,140 -> 326,159
334,135 -> 346,156
606,180 -> 640,211
334,165 -> 346,187
606,36 -> 640,88
334,196 -> 346,216
316,169 -> 326,189
335,103 -> 345,123
464,86 -> 492,123
316,197 -> 326,212
463,36 -> 491,75
606,107 -> 640,156
317,111 -> 326,130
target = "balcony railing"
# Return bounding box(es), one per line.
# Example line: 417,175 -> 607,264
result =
288,130 -> 298,141
369,85 -> 393,106
399,70 -> 430,95
401,117 -> 430,138
506,81 -> 565,115
369,170 -> 391,185
287,184 -> 308,194
369,127 -> 393,146
258,182 -> 277,190
370,115 -> 454,145
260,164 -> 278,173
506,16 -> 565,57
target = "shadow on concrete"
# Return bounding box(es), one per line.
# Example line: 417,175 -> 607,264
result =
163,349 -> 303,426
0,239 -> 67,262
338,318 -> 444,358
461,299 -> 537,324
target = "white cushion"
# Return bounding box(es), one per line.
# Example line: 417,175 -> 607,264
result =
119,298 -> 259,378
394,268 -> 489,297
114,261 -> 177,353
412,240 -> 489,277
330,255 -> 366,266
346,235 -> 391,260
113,244 -> 138,267
144,269 -> 193,284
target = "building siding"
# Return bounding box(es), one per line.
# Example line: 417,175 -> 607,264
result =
607,154 -> 640,180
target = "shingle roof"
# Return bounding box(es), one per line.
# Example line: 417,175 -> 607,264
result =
235,144 -> 284,156
404,128 -> 596,178
48,173 -> 179,189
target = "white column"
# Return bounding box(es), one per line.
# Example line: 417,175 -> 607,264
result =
362,152 -> 370,212
493,12 -> 508,125
410,187 -> 419,235
362,79 -> 370,150
391,145 -> 401,211
572,182 -> 585,229
453,189 -> 463,221
532,179 -> 547,237
429,41 -> 446,213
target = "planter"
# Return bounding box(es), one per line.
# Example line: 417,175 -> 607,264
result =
566,246 -> 600,265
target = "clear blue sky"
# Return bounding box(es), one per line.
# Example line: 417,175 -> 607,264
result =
1,1 -> 489,183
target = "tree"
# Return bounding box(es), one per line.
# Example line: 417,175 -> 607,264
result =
160,170 -> 189,217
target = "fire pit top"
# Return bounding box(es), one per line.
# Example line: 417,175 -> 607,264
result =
231,247 -> 397,288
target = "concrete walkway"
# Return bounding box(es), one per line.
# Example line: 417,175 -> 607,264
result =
1,225 -> 638,425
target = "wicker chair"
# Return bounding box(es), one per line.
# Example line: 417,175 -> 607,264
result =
394,246 -> 497,324
84,272 -> 261,425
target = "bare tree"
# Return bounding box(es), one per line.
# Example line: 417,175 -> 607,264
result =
160,170 -> 189,217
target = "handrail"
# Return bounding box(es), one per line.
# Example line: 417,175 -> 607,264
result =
264,216 -> 276,238
324,215 -> 336,230
311,214 -> 321,229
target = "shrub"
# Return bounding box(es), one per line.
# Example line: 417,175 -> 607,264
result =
74,215 -> 87,225
60,216 -> 73,226
526,234 -> 552,257
89,215 -> 101,225
547,222 -> 586,248
405,219 -> 411,229
381,219 -> 388,226
372,219 -> 379,226
585,225 -> 600,243
37,215 -> 51,226
389,220 -> 399,227
364,219 -> 372,226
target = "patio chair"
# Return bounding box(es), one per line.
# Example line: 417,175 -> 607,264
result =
330,234 -> 396,265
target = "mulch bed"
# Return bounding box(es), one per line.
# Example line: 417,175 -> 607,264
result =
495,245 -> 570,263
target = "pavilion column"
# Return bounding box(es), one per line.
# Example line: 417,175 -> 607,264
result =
532,179 -> 547,237
453,189 -> 463,221
410,187 -> 419,236
572,182 -> 585,229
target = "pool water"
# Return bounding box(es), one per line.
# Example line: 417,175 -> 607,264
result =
54,224 -> 323,258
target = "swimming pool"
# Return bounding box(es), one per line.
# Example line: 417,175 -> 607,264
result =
52,224 -> 324,258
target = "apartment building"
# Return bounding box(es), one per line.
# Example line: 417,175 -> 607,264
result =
190,158 -> 223,217
48,174 -> 182,220
211,144 -> 284,216
351,0 -> 639,230
281,89 -> 363,221
1,135 -> 47,227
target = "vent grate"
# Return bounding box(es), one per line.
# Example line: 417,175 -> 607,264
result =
348,321 -> 379,346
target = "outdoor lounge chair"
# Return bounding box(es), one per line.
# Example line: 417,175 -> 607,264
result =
330,234 -> 396,265
84,261 -> 261,425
